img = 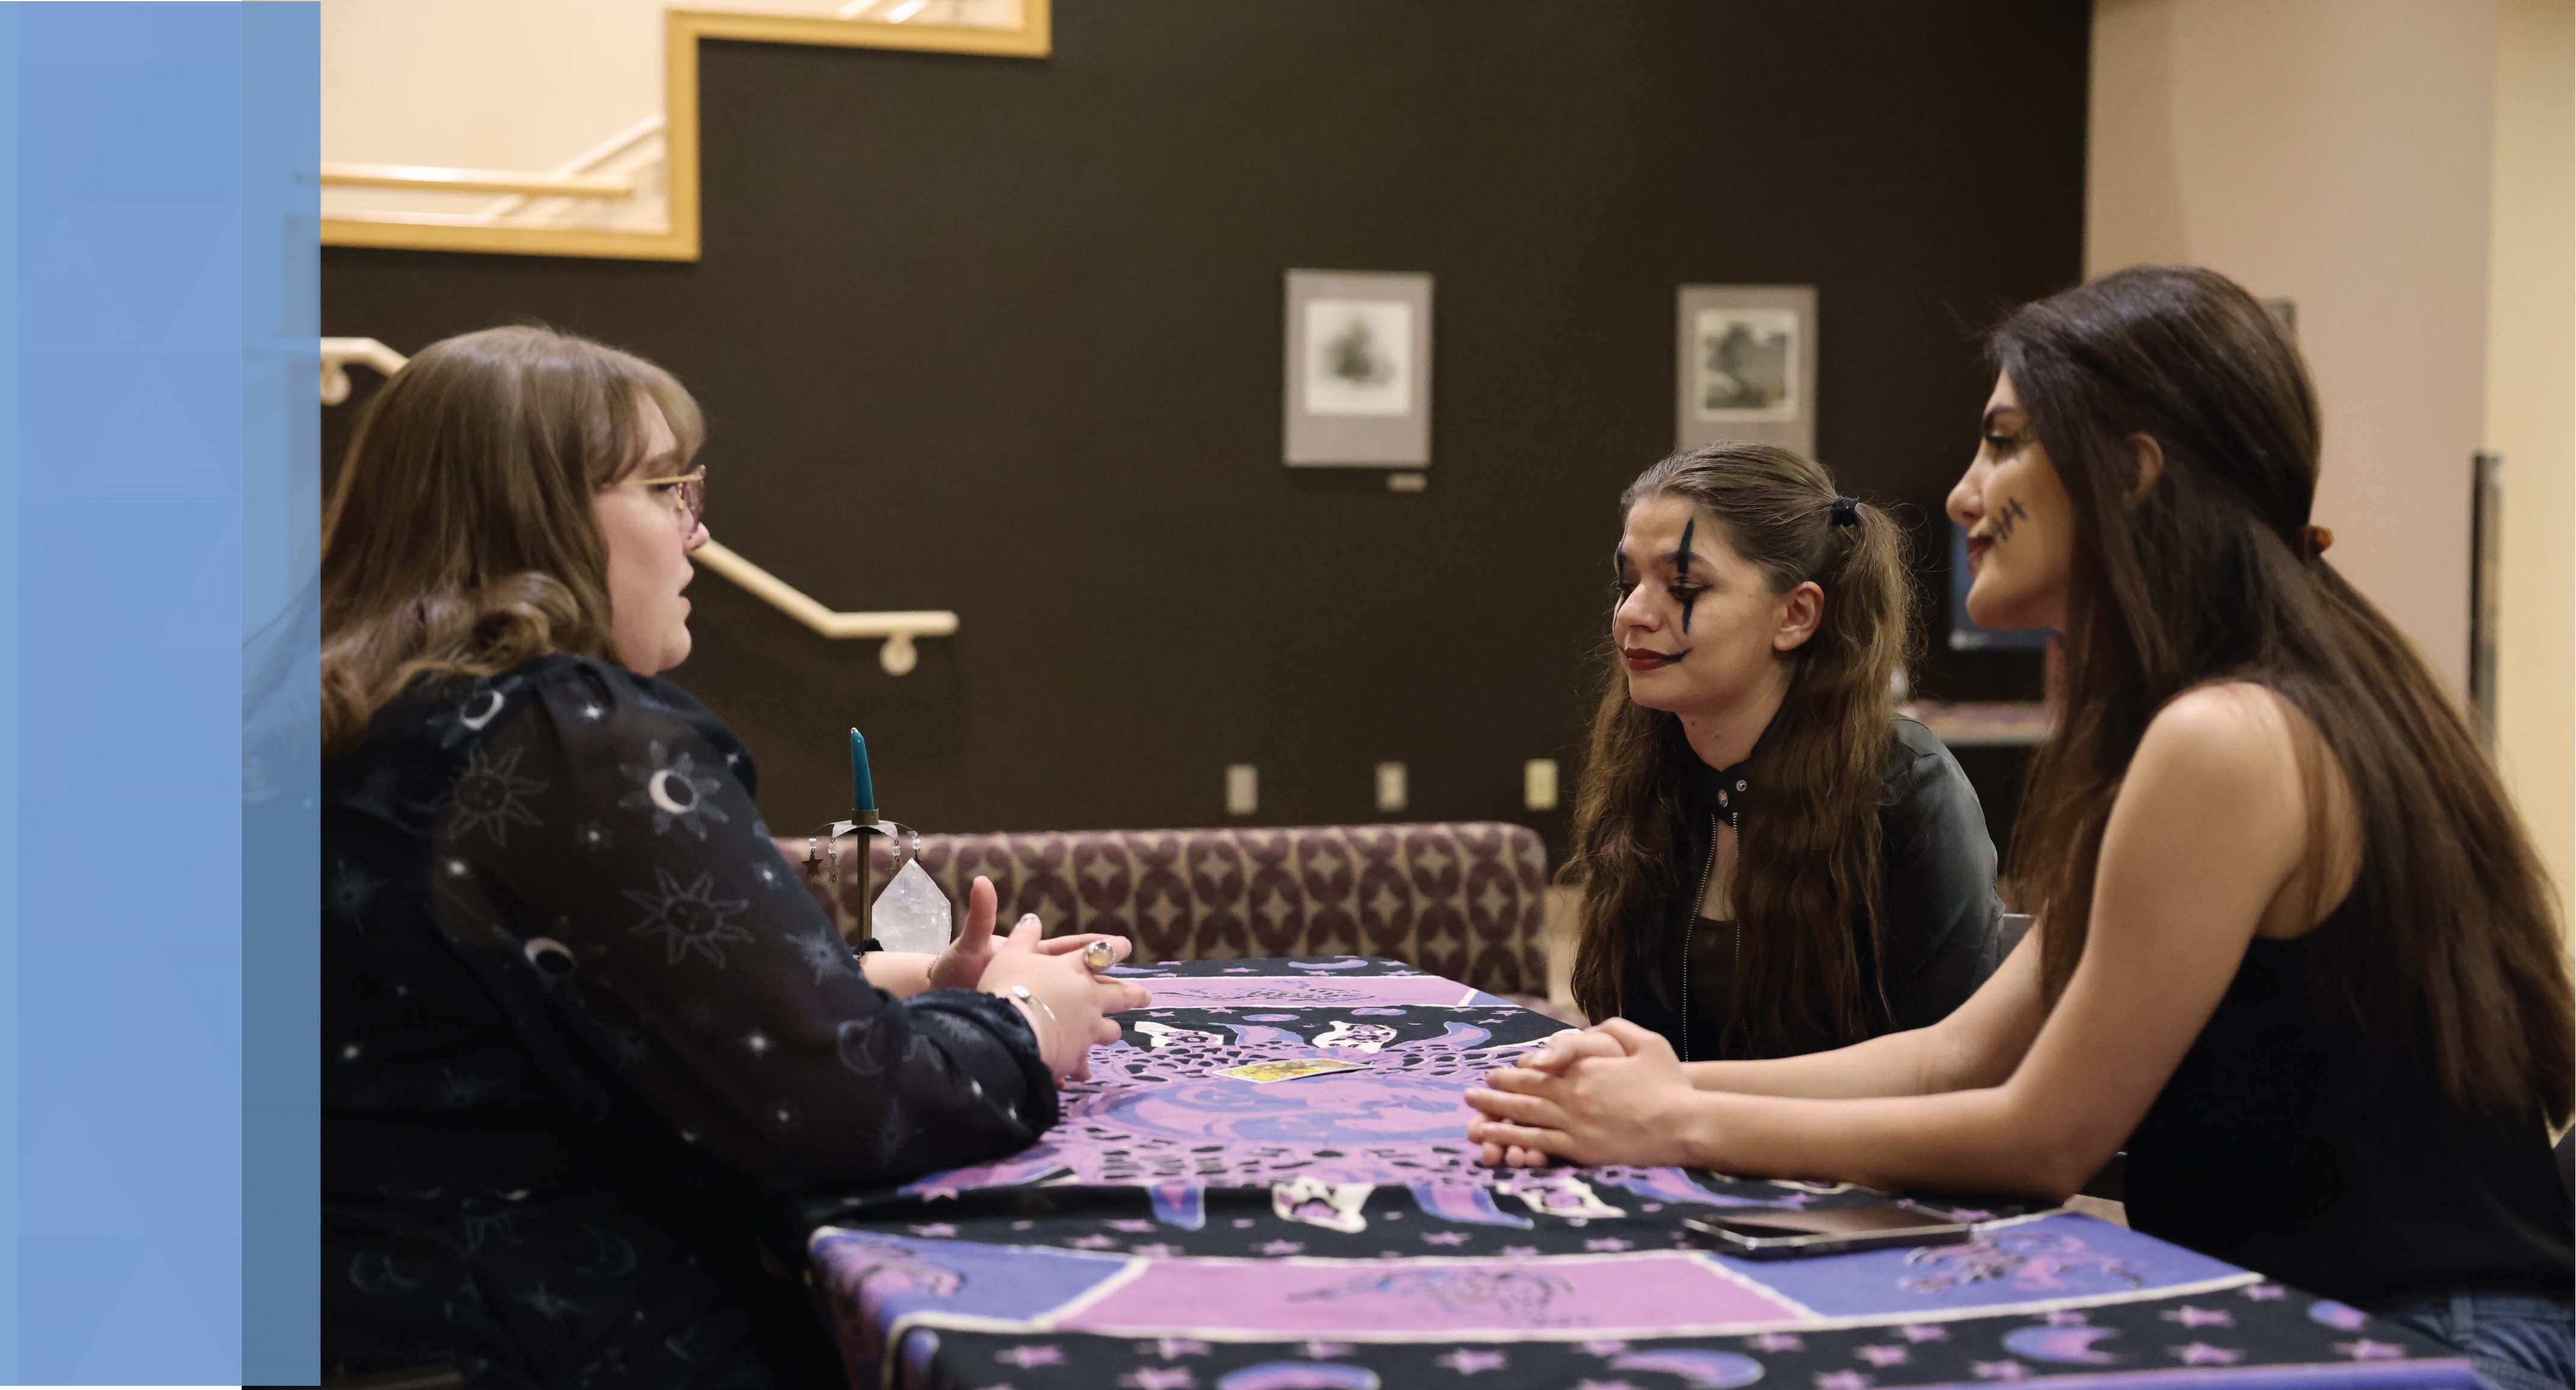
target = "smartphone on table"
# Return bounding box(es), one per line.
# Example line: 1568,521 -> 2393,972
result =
1680,1204 -> 1977,1260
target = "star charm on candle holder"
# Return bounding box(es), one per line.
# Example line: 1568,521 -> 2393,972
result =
801,728 -> 947,952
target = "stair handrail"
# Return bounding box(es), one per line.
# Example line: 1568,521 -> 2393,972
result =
319,162 -> 637,201
476,113 -> 669,223
316,338 -> 955,675
320,337 -> 408,405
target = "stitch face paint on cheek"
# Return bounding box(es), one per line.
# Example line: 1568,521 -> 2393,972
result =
1991,497 -> 2030,544
1675,516 -> 1700,632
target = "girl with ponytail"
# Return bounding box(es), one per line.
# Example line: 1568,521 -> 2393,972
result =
1469,270 -> 2570,1387
1561,444 -> 2005,1066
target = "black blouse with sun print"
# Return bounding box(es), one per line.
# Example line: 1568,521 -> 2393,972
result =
321,653 -> 1053,1389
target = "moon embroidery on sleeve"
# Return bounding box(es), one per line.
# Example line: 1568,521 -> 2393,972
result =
459,688 -> 508,731
347,1246 -> 425,1296
448,744 -> 546,846
617,741 -> 730,839
836,1019 -> 886,1076
622,866 -> 754,967
522,936 -> 577,978
570,1222 -> 638,1279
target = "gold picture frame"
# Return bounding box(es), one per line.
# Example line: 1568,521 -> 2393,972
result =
319,1 -> 1050,262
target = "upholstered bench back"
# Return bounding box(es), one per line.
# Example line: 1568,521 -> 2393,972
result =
771,822 -> 1550,998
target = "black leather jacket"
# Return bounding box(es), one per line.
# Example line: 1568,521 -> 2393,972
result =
1618,715 -> 2005,1061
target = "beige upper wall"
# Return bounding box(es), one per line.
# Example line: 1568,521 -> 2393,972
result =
319,0 -> 1026,174
2087,0 -> 2497,696
2088,0 -> 2574,910
321,0 -> 671,225
318,0 -> 1026,234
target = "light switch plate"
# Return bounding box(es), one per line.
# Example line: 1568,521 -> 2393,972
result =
1226,764 -> 1259,816
1374,761 -> 1408,813
1523,758 -> 1559,812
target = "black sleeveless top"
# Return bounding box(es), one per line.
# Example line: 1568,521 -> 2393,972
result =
2125,919 -> 2573,1305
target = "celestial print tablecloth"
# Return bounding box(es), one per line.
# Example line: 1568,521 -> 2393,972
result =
803,958 -> 2473,1390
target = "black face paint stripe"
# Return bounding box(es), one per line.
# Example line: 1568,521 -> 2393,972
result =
1675,515 -> 1699,633
1993,496 -> 2030,543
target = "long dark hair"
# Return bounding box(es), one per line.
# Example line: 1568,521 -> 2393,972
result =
320,325 -> 704,753
2000,265 -> 2572,1122
1565,444 -> 1914,1055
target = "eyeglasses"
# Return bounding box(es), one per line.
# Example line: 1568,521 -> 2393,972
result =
620,469 -> 706,534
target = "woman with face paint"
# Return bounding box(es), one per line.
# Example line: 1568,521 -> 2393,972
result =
1467,268 -> 2572,1389
317,326 -> 1150,1388
1549,444 -> 2007,1076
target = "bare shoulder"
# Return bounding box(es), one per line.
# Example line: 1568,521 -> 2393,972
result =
2135,681 -> 2307,785
2113,682 -> 2314,853
2119,684 -> 2361,937
2122,682 -> 2355,919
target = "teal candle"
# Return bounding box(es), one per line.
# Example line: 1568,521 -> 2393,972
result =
848,728 -> 877,818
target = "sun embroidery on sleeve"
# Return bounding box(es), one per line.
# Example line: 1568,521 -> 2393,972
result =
617,741 -> 730,839
449,744 -> 546,846
623,866 -> 754,967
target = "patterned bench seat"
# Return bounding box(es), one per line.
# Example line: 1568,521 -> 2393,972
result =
771,821 -> 1552,999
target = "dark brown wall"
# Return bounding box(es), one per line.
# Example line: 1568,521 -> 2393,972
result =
323,1 -> 2078,851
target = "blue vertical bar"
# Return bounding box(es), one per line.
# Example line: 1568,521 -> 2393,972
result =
243,4 -> 320,1383
13,4 -> 262,1380
0,7 -> 19,1382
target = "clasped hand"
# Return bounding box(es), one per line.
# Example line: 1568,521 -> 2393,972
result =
1464,1017 -> 1699,1168
934,876 -> 1151,1082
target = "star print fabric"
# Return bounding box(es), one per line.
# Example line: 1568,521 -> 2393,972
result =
798,962 -> 2467,1390
323,655 -> 1053,1388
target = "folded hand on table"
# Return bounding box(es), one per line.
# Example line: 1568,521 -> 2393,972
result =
929,874 -> 1136,993
1466,1017 -> 1700,1168
966,900 -> 1152,1083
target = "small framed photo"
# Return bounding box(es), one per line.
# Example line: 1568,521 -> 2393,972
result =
1677,284 -> 1817,457
1284,270 -> 1431,467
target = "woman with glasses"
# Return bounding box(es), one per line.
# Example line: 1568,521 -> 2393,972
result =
319,326 -> 1149,1388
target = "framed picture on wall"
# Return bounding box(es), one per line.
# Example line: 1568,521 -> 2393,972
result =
1283,270 -> 1432,467
1675,284 -> 1817,457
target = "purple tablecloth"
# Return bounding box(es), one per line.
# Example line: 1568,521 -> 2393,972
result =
805,957 -> 2473,1390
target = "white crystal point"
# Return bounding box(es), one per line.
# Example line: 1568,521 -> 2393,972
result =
872,859 -> 954,955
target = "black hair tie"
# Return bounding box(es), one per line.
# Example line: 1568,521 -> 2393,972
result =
1830,495 -> 1862,527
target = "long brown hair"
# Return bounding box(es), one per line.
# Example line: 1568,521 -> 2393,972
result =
1565,444 -> 1915,1055
320,325 -> 703,753
2001,265 -> 2572,1122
